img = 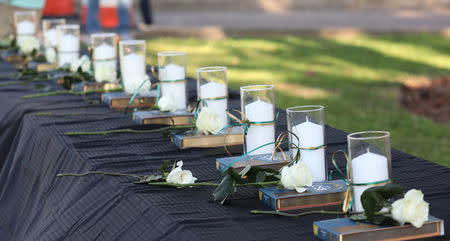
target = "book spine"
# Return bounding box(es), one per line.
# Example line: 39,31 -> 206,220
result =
133,113 -> 143,124
260,191 -> 276,211
72,82 -> 83,92
37,63 -> 54,72
172,135 -> 183,149
217,161 -> 227,172
314,224 -> 339,241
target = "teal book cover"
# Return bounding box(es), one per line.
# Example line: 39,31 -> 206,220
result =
216,152 -> 288,172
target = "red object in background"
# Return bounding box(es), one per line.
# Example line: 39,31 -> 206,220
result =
99,7 -> 119,28
60,0 -> 133,29
81,5 -> 87,25
42,0 -> 74,16
81,1 -> 120,28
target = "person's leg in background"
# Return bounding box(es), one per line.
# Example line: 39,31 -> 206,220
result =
141,0 -> 153,25
117,0 -> 132,40
138,0 -> 154,31
86,0 -> 101,35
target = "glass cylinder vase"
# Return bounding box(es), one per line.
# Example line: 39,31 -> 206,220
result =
240,85 -> 275,155
119,40 -> 147,95
348,131 -> 392,213
14,11 -> 37,47
42,18 -> 65,49
158,52 -> 187,111
287,105 -> 326,182
56,24 -> 80,67
91,33 -> 117,83
197,66 -> 228,129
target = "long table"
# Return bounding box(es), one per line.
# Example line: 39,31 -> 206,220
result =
0,60 -> 448,240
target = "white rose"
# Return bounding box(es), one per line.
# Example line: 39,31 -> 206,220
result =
19,36 -> 40,55
391,189 -> 429,228
158,94 -> 177,112
196,107 -> 222,135
166,161 -> 197,184
45,47 -> 56,64
280,161 -> 313,193
70,55 -> 91,73
94,63 -> 115,83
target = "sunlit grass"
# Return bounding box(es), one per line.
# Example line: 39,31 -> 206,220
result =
146,34 -> 450,167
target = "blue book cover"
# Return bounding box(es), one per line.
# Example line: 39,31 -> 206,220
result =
216,152 -> 289,173
1,50 -> 21,61
72,82 -> 120,92
133,110 -> 193,125
102,91 -> 156,108
102,92 -> 128,105
313,216 -> 444,241
259,180 -> 347,211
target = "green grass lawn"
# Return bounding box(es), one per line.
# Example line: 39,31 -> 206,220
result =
145,34 -> 450,167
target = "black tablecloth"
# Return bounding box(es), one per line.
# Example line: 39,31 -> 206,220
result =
0,61 -> 448,241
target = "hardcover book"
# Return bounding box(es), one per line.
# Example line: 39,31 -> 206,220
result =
24,62 -> 55,72
72,82 -> 121,92
313,216 -> 444,241
216,152 -> 289,173
172,126 -> 244,149
102,91 -> 156,109
259,180 -> 347,212
35,63 -> 54,72
133,110 -> 193,126
1,51 -> 23,62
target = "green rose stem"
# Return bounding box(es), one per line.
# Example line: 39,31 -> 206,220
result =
36,110 -> 119,117
21,87 -> 124,100
251,210 -> 345,217
65,125 -> 196,136
250,210 -> 391,217
140,180 -> 280,188
57,171 -> 144,179
56,172 -> 280,188
0,77 -> 47,87
22,90 -> 80,99
0,73 -> 17,78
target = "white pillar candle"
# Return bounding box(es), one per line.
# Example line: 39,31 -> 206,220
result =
16,20 -> 35,46
94,43 -> 116,83
121,53 -> 146,94
44,28 -> 58,47
291,117 -> 325,182
160,64 -> 186,110
200,81 -> 228,128
58,34 -> 80,67
245,99 -> 275,155
351,149 -> 389,212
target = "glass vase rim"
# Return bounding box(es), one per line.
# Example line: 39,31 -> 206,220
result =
157,51 -> 186,57
197,66 -> 227,73
15,11 -> 36,16
119,39 -> 145,46
240,84 -> 274,92
56,24 -> 80,30
286,105 -> 324,113
348,131 -> 390,140
43,18 -> 65,24
91,32 -> 116,38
